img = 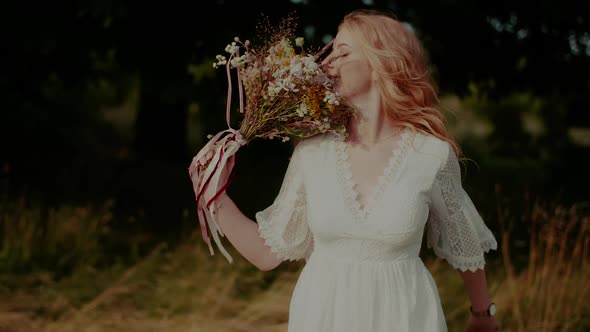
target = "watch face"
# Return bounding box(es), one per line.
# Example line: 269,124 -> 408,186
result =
489,303 -> 497,316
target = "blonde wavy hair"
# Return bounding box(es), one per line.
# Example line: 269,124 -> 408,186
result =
339,9 -> 461,158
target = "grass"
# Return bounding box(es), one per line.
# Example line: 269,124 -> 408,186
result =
491,186 -> 590,331
0,193 -> 589,332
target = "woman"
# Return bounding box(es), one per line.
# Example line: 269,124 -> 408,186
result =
197,9 -> 500,332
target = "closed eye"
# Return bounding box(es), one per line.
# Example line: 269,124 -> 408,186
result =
321,51 -> 350,68
333,53 -> 349,61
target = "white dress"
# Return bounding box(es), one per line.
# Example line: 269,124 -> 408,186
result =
256,128 -> 498,332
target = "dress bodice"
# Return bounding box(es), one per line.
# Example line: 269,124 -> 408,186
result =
256,128 -> 497,272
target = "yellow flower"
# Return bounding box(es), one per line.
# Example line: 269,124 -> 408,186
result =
327,103 -> 335,113
303,88 -> 321,119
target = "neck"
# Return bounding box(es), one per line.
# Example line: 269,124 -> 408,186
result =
346,89 -> 399,146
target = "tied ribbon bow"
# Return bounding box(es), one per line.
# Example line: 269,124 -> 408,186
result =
187,47 -> 247,264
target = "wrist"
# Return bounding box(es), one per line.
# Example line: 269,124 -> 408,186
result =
471,300 -> 491,312
212,193 -> 231,214
470,302 -> 496,317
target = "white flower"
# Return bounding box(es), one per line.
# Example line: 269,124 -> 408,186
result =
323,91 -> 340,105
289,59 -> 303,78
225,43 -> 240,55
213,55 -> 227,68
272,65 -> 290,79
296,103 -> 309,117
318,122 -> 331,131
267,81 -> 284,98
230,54 -> 249,68
300,55 -> 320,79
295,37 -> 304,47
242,64 -> 260,83
280,38 -> 291,49
234,36 -> 240,42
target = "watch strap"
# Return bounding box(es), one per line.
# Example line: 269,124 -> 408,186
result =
470,303 -> 495,317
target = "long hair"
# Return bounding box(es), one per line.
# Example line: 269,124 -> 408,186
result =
339,9 -> 461,158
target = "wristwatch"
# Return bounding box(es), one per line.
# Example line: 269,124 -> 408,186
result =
470,302 -> 496,317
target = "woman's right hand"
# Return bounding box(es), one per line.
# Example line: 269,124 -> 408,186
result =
196,144 -> 236,200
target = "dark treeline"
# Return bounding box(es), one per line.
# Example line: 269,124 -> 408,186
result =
1,0 -> 588,247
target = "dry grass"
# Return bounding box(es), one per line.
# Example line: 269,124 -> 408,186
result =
491,186 -> 590,332
1,195 -> 589,332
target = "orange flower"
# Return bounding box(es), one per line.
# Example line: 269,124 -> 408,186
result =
327,102 -> 335,113
302,88 -> 321,119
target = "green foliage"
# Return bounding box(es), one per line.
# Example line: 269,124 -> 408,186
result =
0,199 -> 110,274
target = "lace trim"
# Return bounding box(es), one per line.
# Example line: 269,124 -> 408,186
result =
432,248 -> 487,272
334,129 -> 413,223
432,240 -> 497,272
481,239 -> 498,253
257,200 -> 314,262
428,212 -> 498,272
335,138 -> 362,222
258,219 -> 293,261
255,144 -> 314,262
427,143 -> 498,272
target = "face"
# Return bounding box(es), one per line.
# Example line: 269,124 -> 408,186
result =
323,26 -> 375,100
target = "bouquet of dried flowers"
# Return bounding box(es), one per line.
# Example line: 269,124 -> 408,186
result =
188,16 -> 352,263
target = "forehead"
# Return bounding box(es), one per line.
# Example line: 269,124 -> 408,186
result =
333,27 -> 357,49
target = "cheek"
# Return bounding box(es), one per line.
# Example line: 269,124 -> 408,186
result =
338,61 -> 372,93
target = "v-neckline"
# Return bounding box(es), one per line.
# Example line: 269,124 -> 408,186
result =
334,128 -> 412,223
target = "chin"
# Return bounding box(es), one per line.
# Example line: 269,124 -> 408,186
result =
339,90 -> 355,100
336,87 -> 350,98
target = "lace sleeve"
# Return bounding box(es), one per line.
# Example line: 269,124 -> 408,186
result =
426,143 -> 498,272
255,143 -> 314,262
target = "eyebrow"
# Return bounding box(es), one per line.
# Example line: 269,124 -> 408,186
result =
334,42 -> 351,50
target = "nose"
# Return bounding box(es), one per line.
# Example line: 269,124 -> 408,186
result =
320,54 -> 337,76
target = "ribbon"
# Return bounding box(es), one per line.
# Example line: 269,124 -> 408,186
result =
187,46 -> 248,264
188,130 -> 246,264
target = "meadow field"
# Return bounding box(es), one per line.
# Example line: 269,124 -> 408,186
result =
1,194 -> 588,332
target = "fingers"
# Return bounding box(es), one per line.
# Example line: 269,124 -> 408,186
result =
227,154 -> 236,171
319,42 -> 335,70
198,150 -> 215,166
320,53 -> 333,68
315,39 -> 333,64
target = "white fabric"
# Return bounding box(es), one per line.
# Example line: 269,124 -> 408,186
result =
256,128 -> 498,332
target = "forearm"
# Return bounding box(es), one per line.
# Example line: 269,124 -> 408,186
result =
214,194 -> 282,271
460,268 -> 492,311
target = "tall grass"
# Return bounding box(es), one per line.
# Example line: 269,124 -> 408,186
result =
493,185 -> 590,331
0,193 -> 588,332
0,198 -> 113,275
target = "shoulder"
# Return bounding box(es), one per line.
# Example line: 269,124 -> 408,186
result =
409,130 -> 452,164
293,133 -> 332,155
